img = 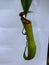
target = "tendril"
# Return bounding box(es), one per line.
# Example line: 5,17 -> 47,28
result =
22,27 -> 26,35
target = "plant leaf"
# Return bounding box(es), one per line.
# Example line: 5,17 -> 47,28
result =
21,0 -> 32,16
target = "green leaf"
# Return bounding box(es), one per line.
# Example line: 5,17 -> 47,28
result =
21,0 -> 32,17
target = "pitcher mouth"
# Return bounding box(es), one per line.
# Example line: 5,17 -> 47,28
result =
19,11 -> 32,24
21,17 -> 31,24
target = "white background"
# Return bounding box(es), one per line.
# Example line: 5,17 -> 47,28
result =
0,0 -> 48,65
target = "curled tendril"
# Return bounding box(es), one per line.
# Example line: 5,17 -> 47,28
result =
22,27 -> 26,35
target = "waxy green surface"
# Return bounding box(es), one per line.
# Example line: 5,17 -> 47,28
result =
21,17 -> 36,60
